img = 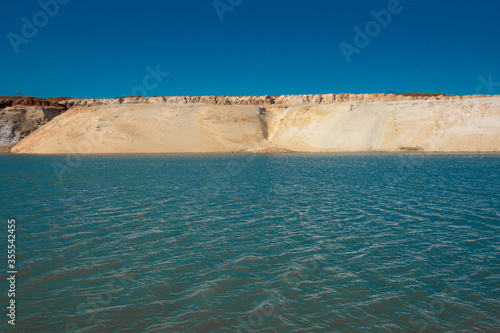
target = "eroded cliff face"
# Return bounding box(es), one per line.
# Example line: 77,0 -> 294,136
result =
1,93 -> 499,110
0,96 -> 68,151
0,96 -> 71,109
4,93 -> 497,153
10,97 -> 500,154
52,93 -> 500,107
0,106 -> 65,148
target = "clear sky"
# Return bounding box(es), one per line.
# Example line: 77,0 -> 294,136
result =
0,0 -> 499,98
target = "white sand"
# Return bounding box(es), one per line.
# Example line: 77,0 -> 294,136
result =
12,98 -> 500,154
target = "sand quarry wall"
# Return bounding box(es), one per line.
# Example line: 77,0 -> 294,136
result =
10,97 -> 500,154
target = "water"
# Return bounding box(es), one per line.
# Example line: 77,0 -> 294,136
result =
1,154 -> 499,332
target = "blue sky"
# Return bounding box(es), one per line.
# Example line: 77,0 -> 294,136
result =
0,0 -> 499,98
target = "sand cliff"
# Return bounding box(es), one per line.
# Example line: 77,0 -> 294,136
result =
2,93 -> 499,109
7,94 -> 499,154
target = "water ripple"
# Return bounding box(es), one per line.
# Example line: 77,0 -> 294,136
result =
0,154 -> 499,332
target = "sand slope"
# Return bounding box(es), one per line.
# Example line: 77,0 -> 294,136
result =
12,98 -> 500,154
268,98 -> 500,152
11,104 -> 273,154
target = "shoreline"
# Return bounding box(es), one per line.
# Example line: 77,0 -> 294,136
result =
3,96 -> 499,155
3,151 -> 500,156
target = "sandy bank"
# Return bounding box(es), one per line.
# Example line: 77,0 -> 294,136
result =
11,97 -> 500,154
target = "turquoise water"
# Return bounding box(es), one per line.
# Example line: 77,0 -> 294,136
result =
1,154 -> 499,332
